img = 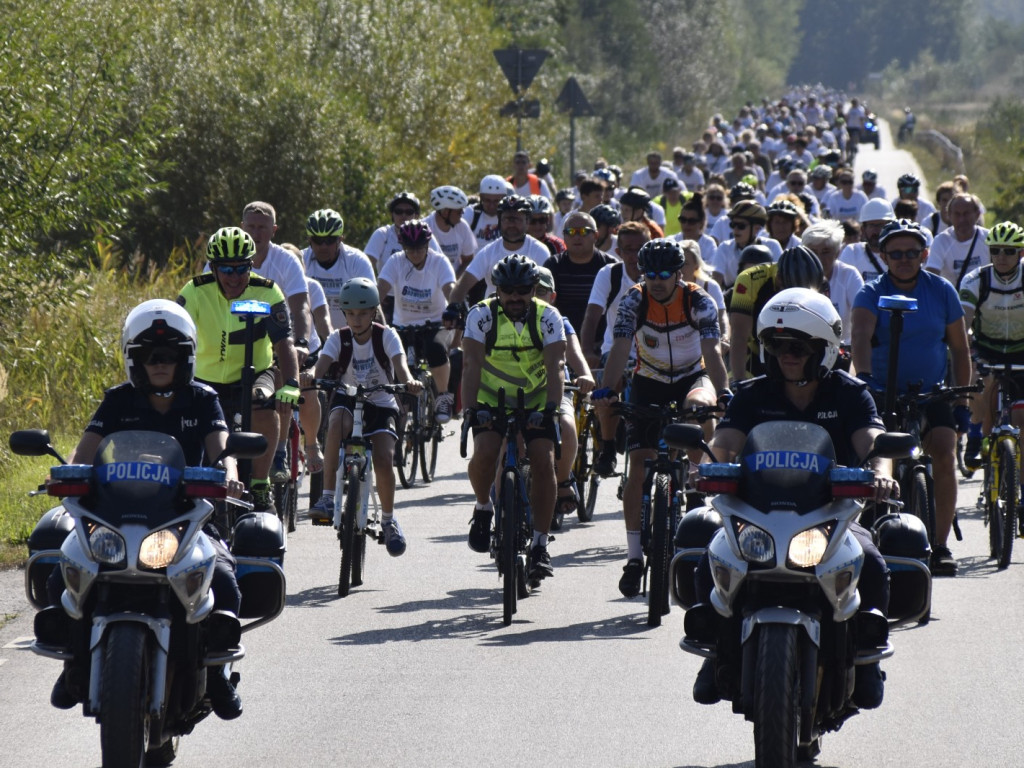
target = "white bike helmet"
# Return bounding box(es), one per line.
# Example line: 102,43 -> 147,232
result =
430,185 -> 469,211
529,194 -> 554,216
858,198 -> 896,223
122,299 -> 197,395
480,174 -> 512,196
756,287 -> 841,382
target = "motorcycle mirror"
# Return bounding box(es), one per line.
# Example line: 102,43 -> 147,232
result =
864,432 -> 920,463
8,429 -> 68,464
214,432 -> 269,464
661,423 -> 708,453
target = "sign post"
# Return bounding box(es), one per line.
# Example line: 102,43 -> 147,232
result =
494,48 -> 549,151
555,77 -> 595,186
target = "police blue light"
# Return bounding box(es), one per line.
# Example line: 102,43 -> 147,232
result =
230,299 -> 272,317
51,464 -> 93,480
698,463 -> 742,478
878,295 -> 918,312
829,467 -> 874,483
184,467 -> 227,483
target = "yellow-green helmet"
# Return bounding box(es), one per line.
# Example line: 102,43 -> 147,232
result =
206,227 -> 255,262
986,221 -> 1024,248
306,208 -> 345,238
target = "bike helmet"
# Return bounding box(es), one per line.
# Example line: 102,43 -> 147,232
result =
430,185 -> 469,211
480,174 -> 512,196
491,254 -> 539,289
637,238 -> 685,273
858,198 -> 896,223
862,169 -> 878,182
388,191 -> 421,215
397,219 -> 433,248
593,168 -> 615,184
729,182 -> 756,202
776,245 -> 825,290
305,208 -> 345,238
206,227 -> 255,262
878,218 -> 928,248
556,188 -> 576,203
608,165 -> 623,183
810,165 -> 833,181
738,244 -> 774,271
619,187 -> 652,212
767,200 -> 800,219
985,222 -> 1024,248
535,157 -> 551,176
897,173 -> 921,192
590,203 -> 622,228
729,200 -> 767,225
338,277 -> 380,309
122,299 -> 197,395
529,194 -> 554,217
756,287 -> 841,382
496,194 -> 532,218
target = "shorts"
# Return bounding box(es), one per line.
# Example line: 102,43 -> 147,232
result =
397,325 -> 450,369
471,411 -> 559,445
920,398 -> 955,435
198,369 -> 277,423
625,371 -> 712,453
329,394 -> 399,439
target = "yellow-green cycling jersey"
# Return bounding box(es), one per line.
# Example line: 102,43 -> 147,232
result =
176,273 -> 291,384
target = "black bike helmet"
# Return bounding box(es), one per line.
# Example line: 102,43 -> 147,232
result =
738,244 -> 774,271
491,254 -> 540,289
729,182 -> 756,203
897,173 -> 921,192
637,238 -> 685,273
776,245 -> 824,290
388,191 -> 421,215
878,218 -> 928,248
619,187 -> 652,213
590,204 -> 622,228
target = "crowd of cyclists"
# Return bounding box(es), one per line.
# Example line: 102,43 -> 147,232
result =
47,86 -> 1024,714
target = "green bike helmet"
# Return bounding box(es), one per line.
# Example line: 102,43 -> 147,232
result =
306,208 -> 345,238
207,227 -> 255,262
986,222 -> 1024,249
338,277 -> 380,310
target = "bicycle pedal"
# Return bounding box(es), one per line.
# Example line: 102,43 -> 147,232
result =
310,517 -> 333,527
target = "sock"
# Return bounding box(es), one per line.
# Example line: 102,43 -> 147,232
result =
382,511 -> 394,523
602,440 -> 616,456
322,490 -> 335,500
276,440 -> 287,452
252,478 -> 269,489
477,500 -> 494,512
626,530 -> 643,561
532,531 -> 548,548
968,422 -> 983,438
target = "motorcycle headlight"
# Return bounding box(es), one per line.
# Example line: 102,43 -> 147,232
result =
89,526 -> 126,565
788,526 -> 831,568
736,521 -> 774,564
139,528 -> 181,569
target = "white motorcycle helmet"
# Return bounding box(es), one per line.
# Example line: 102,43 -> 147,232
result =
756,287 -> 841,383
430,185 -> 469,211
122,299 -> 197,395
480,174 -> 512,196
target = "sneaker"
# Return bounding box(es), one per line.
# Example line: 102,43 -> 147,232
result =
852,662 -> 885,709
468,508 -> 493,553
618,558 -> 644,598
435,392 -> 455,425
50,671 -> 76,710
930,545 -> 958,577
250,484 -> 275,515
528,544 -> 554,581
206,668 -> 243,720
382,519 -> 407,557
693,659 -> 721,705
594,452 -> 617,477
270,449 -> 289,482
963,435 -> 983,471
310,494 -> 334,522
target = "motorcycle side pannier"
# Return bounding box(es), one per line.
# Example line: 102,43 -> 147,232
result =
874,512 -> 931,624
26,507 -> 74,607
232,512 -> 286,619
672,506 -> 722,609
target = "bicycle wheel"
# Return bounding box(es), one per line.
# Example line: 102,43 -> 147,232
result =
418,381 -> 439,482
395,415 -> 418,489
579,417 -> 602,523
996,438 -> 1019,569
338,464 -> 360,597
309,391 -> 329,504
286,479 -> 297,533
647,473 -> 673,627
272,480 -> 290,535
500,469 -> 518,625
906,466 -> 933,543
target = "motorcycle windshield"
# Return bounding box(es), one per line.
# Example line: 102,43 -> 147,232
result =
91,431 -> 187,527
739,421 -> 836,514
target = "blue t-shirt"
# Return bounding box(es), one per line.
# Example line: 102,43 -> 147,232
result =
853,270 -> 963,393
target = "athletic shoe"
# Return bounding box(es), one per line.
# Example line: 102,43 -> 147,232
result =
852,662 -> 885,709
382,519 -> 407,557
963,436 -> 983,472
50,672 -> 76,710
250,484 -> 275,515
435,393 -> 455,425
692,659 -> 721,705
206,668 -> 243,720
528,544 -> 554,580
270,449 -> 289,482
618,558 -> 644,598
310,494 -> 334,523
930,545 -> 958,577
594,452 -> 617,477
468,508 -> 493,553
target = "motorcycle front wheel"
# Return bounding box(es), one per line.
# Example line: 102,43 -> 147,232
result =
100,623 -> 151,768
753,624 -> 801,768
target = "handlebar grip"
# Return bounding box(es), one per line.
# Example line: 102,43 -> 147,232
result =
460,418 -> 471,459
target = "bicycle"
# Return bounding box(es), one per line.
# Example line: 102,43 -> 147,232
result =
461,387 -> 557,626
570,377 -> 603,524
312,379 -> 408,597
393,322 -> 448,488
975,362 -> 1024,569
614,400 -> 721,627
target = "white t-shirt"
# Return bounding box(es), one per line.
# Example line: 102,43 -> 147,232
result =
364,224 -> 444,271
511,177 -> 553,200
629,167 -> 680,198
809,182 -> 836,205
425,212 -> 477,270
306,277 -> 328,353
206,242 -> 307,299
823,189 -> 870,221
465,236 -> 552,294
321,325 -> 404,411
303,245 -> 377,329
706,209 -> 729,241
839,242 -> 886,283
710,237 -> 783,288
463,301 -> 566,348
378,251 -> 456,326
672,232 -> 718,267
465,205 -> 501,245
677,168 -> 706,191
587,263 -> 639,354
927,227 -> 990,287
824,261 -> 865,344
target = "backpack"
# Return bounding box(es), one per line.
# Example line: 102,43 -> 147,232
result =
604,263 -> 625,313
483,298 -> 544,353
470,204 -> 483,234
632,281 -> 698,333
333,323 -> 393,381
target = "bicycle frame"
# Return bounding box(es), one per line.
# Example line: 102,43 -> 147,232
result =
978,363 -> 1024,568
334,388 -> 379,534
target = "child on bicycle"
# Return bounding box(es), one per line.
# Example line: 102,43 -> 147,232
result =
304,278 -> 422,556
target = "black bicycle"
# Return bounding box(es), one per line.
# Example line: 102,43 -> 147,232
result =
393,323 -> 447,488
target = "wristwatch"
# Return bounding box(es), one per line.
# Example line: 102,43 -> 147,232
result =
294,337 -> 309,349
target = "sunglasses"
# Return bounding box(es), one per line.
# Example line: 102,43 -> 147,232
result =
143,349 -> 181,366
214,263 -> 252,275
678,216 -> 702,225
729,221 -> 750,230
764,338 -> 816,357
392,208 -> 416,216
563,226 -> 595,237
885,248 -> 924,261
990,246 -> 1020,257
530,217 -> 549,225
310,235 -> 340,245
499,285 -> 534,296
644,270 -> 676,280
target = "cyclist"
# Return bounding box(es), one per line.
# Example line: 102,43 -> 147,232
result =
466,174 -> 513,243
802,220 -> 865,349
673,193 -> 718,267
959,222 -> 1024,475
302,208 -> 377,330
892,173 -> 936,224
658,177 -> 686,237
691,287 -> 895,709
306,278 -> 422,554
619,186 -> 665,239
553,188 -> 576,234
859,169 -> 886,200
851,218 -> 972,576
764,198 -> 804,250
526,194 -> 567,257
709,182 -> 759,243
364,191 -> 438,271
542,211 -> 619,335
426,185 -> 478,275
593,239 -> 729,598
709,201 -> 782,289
838,198 -> 895,283
462,255 -> 567,583
924,192 -> 989,289
177,227 -> 300,514
590,203 -> 622,254
509,149 -> 553,199
822,168 -> 869,221
377,220 -> 457,423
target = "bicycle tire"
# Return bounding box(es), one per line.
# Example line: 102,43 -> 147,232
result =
272,481 -> 290,536
395,417 -> 418,489
906,466 -> 932,544
997,438 -> 1018,569
501,469 -> 518,626
309,390 -> 329,504
338,464 -> 360,597
580,418 -> 603,522
419,381 -> 439,482
648,473 -> 673,627
574,412 -> 591,504
286,479 -> 297,533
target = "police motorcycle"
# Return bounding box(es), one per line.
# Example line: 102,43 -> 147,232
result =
13,427 -> 285,768
667,421 -> 930,768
